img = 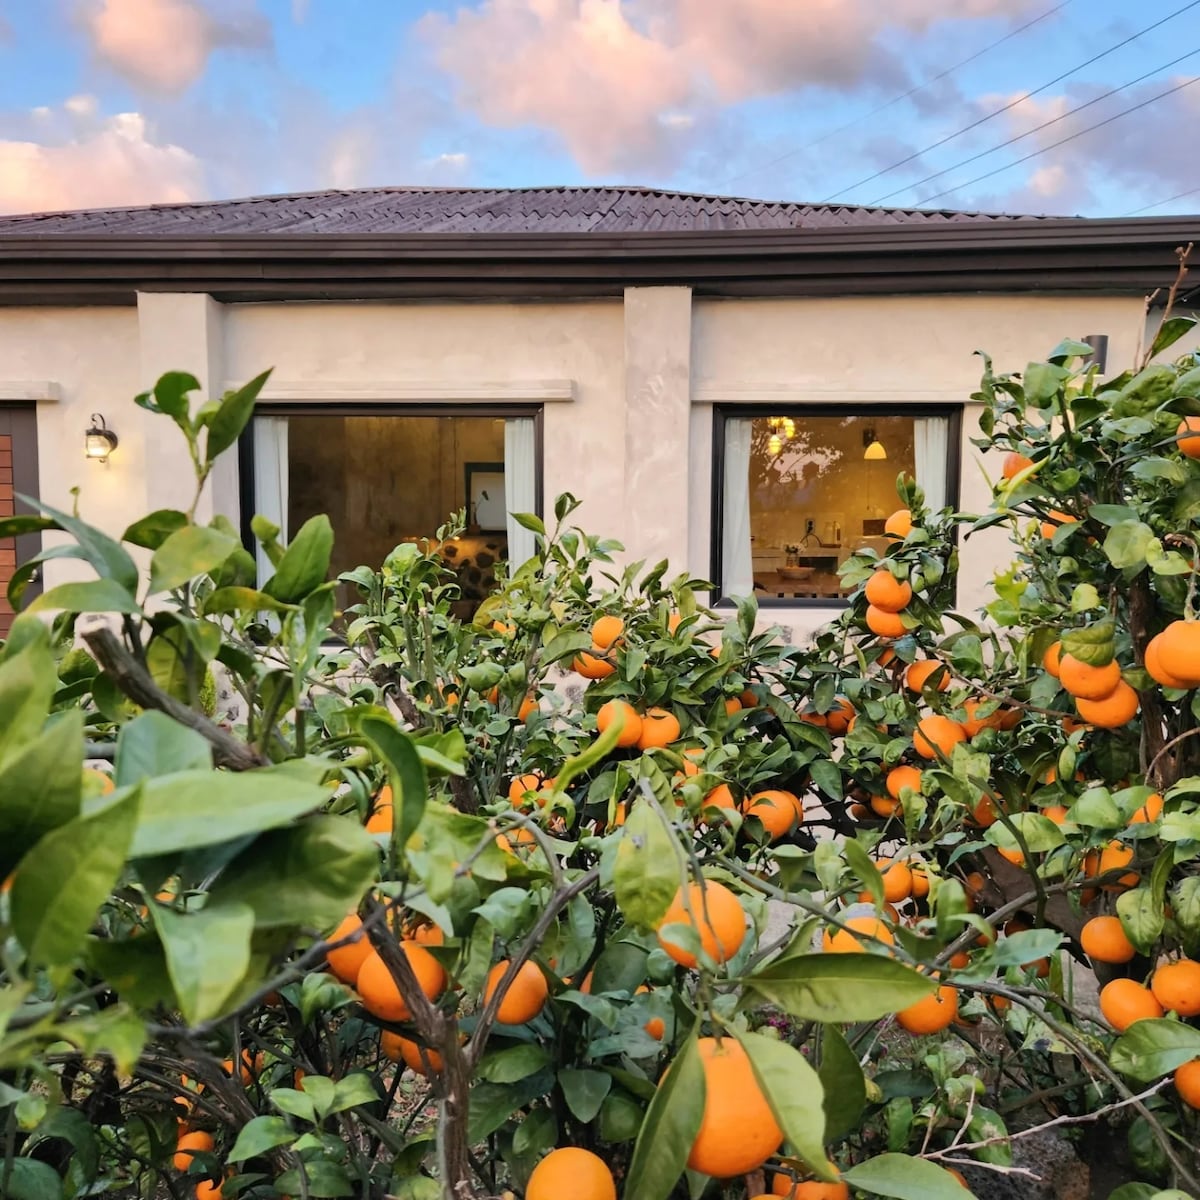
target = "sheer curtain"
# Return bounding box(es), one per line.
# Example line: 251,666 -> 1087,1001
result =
504,417 -> 538,569
913,417 -> 950,513
254,416 -> 289,586
722,418 -> 754,599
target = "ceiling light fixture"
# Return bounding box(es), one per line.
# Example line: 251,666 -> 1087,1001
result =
863,428 -> 887,460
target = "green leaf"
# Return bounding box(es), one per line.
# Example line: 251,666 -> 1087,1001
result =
1109,1019 -> 1200,1081
843,1152 -> 973,1199
0,709 -> 83,879
467,1074 -> 554,1143
513,1106 -> 558,1157
1151,315 -> 1196,357
0,637 -> 54,765
115,711 -> 212,787
742,954 -> 936,1022
330,1073 -> 380,1113
1060,617 -> 1115,667
11,787 -> 140,966
58,1004 -> 146,1074
478,1044 -> 553,1084
202,586 -> 298,615
559,1068 -> 611,1123
264,514 -> 333,602
842,838 -> 884,908
272,1162 -> 354,1198
25,1107 -> 99,1182
614,800 -> 680,931
149,525 -> 238,593
123,509 -> 189,550
26,579 -> 139,614
30,497 -> 139,593
1070,583 -> 1101,613
209,816 -> 377,930
361,717 -> 427,852
227,1114 -> 295,1162
818,1024 -> 866,1142
1103,521 -> 1157,571
206,371 -> 270,462
1023,360 -> 1071,407
1116,888 -> 1165,956
151,900 -> 254,1025
736,1028 -> 837,1181
119,769 -> 329,857
512,511 -> 545,535
271,1087 -> 318,1123
1,1157 -> 63,1200
624,1027 -> 705,1200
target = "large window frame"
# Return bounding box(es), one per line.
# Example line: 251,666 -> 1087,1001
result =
709,403 -> 963,609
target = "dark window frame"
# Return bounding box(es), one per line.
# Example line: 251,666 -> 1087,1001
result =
709,403 -> 963,609
0,404 -> 43,605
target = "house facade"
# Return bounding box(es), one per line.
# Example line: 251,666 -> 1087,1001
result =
0,186 -> 1195,639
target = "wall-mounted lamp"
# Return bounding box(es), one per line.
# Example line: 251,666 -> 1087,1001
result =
863,428 -> 887,460
85,414 -> 118,463
1081,334 -> 1108,373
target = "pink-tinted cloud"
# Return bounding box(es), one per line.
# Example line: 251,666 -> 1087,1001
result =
79,0 -> 271,94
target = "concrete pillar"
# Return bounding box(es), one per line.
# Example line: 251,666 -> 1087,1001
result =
623,287 -> 693,572
136,293 -> 237,527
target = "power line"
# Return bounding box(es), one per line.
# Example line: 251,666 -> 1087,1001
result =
867,46 -> 1200,206
717,0 -> 1073,191
913,72 -> 1200,207
1125,185 -> 1200,215
819,0 -> 1200,204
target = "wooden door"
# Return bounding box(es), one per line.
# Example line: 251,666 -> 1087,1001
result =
0,406 -> 41,635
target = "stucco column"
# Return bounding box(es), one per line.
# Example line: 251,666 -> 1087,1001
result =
136,293 -> 237,527
623,287 -> 693,572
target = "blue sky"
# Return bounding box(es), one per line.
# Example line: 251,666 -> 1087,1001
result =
0,0 -> 1197,217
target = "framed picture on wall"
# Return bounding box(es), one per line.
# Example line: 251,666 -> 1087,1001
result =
465,461 -> 506,531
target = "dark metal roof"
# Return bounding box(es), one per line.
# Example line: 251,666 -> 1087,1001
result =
0,185 -> 1044,237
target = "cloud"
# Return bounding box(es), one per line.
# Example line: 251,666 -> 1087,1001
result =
79,0 -> 271,94
0,99 -> 204,214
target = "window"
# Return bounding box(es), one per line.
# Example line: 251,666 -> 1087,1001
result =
245,409 -> 541,613
713,408 -> 959,605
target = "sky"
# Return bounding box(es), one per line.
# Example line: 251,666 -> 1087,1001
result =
0,0 -> 1197,218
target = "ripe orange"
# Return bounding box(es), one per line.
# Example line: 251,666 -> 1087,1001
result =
174,1130 -> 214,1172
1177,416 -> 1200,458
870,793 -> 901,818
1040,509 -> 1077,539
741,687 -> 760,708
1145,633 -> 1193,689
597,699 -> 643,748
875,859 -> 914,902
1043,641 -> 1063,677
825,697 -> 855,735
381,1031 -> 444,1075
365,785 -> 393,833
220,1050 -> 263,1086
1175,1058 -> 1200,1108
517,694 -> 539,723
573,648 -> 616,679
496,826 -> 538,855
356,944 -> 447,1022
1084,840 -> 1139,890
686,1037 -> 783,1177
886,764 -> 923,800
1002,451 -> 1034,478
1154,620 -> 1200,685
637,707 -> 681,750
1098,978 -> 1163,1032
909,863 -> 930,899
961,698 -> 1003,738
656,880 -> 747,968
905,659 -> 950,692
913,715 -> 967,760
772,1179 -> 850,1199
484,960 -> 550,1025
195,1181 -> 224,1200
823,916 -> 894,953
591,614 -> 625,651
1130,792 -> 1164,824
897,984 -> 958,1034
325,913 -> 372,985
885,508 -> 913,539
1058,654 -> 1122,700
1042,804 -> 1070,825
1075,680 -> 1139,728
702,783 -> 737,813
866,605 -> 907,638
526,1147 -> 616,1200
743,790 -> 799,840
1150,960 -> 1200,1016
724,697 -> 743,716
1079,915 -> 1135,964
864,570 -> 913,612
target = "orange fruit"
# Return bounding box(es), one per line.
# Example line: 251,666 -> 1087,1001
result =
743,790 -> 799,840
772,1179 -> 850,1199
637,707 -> 681,750
864,571 -> 913,612
527,1147 -> 616,1200
905,660 -> 950,693
1058,654 -> 1122,700
597,699 -> 643,748
960,698 -> 1001,738
875,859 -> 914,902
724,697 -> 743,716
668,612 -> 684,635
1145,633 -> 1194,689
741,687 -> 760,708
824,697 -> 855,735
325,914 -> 372,985
823,916 -> 894,953
356,944 -> 446,1022
1042,804 -> 1071,825
1040,509 -> 1076,539
573,649 -> 616,679
897,984 -> 958,1034
1043,641 -> 1063,677
408,921 -> 445,947
686,1037 -> 783,1177
219,1050 -> 263,1086
1175,1058 -> 1200,1108
946,1168 -> 968,1189
365,785 -> 393,833
194,1181 -> 224,1200
1099,978 -> 1163,1031
1084,840 -> 1139,890
484,960 -> 550,1024
1150,960 -> 1200,1016
1154,620 -> 1200,685
517,695 -> 539,723
1079,916 -> 1136,964
656,880 -> 747,968
496,826 -> 537,855
870,793 -> 901,818
508,772 -> 545,805
909,863 -> 930,899
591,614 -> 624,651
886,765 -> 923,800
866,605 -> 907,638
1177,416 -> 1200,458
1131,792 -> 1164,824
1075,680 -> 1139,728
1002,451 -> 1034,478
913,714 -> 967,760
173,1130 -> 214,1172
885,508 -> 913,539
381,1031 -> 443,1075
702,782 -> 737,813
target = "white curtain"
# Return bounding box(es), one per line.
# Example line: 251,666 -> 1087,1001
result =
504,417 -> 538,569
254,416 -> 289,586
722,419 -> 754,599
913,417 -> 949,513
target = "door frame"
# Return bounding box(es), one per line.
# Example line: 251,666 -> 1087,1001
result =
0,405 -> 43,604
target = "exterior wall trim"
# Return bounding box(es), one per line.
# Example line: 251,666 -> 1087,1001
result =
225,379 -> 576,404
0,381 -> 60,402
692,383 -> 964,405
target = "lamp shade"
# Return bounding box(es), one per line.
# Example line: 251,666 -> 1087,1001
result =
85,415 -> 118,462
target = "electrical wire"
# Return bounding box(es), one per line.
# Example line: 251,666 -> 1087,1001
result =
717,0 -> 1073,190
1124,185 -> 1200,215
819,0 -> 1200,204
866,46 -> 1200,206
913,72 -> 1200,207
